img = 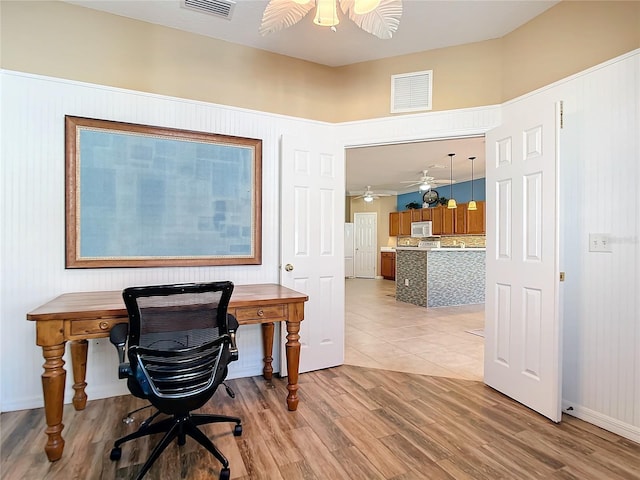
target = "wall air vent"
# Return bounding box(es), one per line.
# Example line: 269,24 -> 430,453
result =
391,70 -> 433,114
181,0 -> 236,20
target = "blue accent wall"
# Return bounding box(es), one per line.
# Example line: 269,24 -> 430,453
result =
397,178 -> 486,210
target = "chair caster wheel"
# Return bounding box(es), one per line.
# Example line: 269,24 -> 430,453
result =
219,467 -> 230,480
110,447 -> 122,461
233,424 -> 243,436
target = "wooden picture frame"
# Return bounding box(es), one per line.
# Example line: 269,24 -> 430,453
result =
65,116 -> 262,268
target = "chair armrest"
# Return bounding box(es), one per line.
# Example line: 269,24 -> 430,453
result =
227,313 -> 239,362
109,323 -> 129,364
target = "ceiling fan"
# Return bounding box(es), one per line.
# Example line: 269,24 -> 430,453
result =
400,170 -> 452,191
259,0 -> 402,40
353,186 -> 391,203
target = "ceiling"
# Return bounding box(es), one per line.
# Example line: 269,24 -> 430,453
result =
64,0 -> 558,196
346,136 -> 486,195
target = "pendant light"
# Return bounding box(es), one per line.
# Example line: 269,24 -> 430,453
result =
447,153 -> 457,209
468,156 -> 477,211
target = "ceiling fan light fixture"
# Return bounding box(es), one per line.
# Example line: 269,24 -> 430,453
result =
419,182 -> 431,191
364,195 -> 374,203
354,0 -> 381,14
314,0 -> 339,27
259,0 -> 401,40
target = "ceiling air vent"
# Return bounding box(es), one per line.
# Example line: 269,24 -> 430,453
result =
391,70 -> 433,114
181,0 -> 236,20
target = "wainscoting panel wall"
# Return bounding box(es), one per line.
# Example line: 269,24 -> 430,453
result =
0,70 -> 327,410
555,51 -> 640,442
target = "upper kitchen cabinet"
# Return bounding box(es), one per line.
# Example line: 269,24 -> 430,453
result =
431,205 -> 455,235
467,200 -> 486,234
389,212 -> 400,236
399,210 -> 413,236
455,203 -> 468,234
389,210 -> 414,236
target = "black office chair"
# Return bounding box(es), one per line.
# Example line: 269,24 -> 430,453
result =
109,281 -> 242,480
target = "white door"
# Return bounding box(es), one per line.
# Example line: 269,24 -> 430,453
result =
484,98 -> 562,422
354,212 -> 377,278
280,132 -> 345,374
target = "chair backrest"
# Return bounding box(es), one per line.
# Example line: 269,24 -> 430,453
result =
122,281 -> 234,413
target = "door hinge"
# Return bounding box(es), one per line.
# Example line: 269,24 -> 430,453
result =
560,272 -> 565,282
559,101 -> 564,129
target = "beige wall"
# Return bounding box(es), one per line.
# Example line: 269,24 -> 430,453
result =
501,0 -> 640,101
1,1 -> 638,122
0,1 -> 342,122
349,195 -> 397,276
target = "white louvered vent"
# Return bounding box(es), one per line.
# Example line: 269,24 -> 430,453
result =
391,70 -> 433,113
181,0 -> 236,19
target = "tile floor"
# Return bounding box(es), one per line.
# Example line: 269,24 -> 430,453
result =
345,277 -> 485,381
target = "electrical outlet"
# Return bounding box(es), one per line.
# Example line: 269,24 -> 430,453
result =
589,233 -> 612,253
404,278 -> 410,286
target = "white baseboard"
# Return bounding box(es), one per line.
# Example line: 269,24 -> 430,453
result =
562,400 -> 640,444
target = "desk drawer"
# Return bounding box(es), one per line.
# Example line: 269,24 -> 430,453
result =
234,305 -> 285,323
68,318 -> 126,338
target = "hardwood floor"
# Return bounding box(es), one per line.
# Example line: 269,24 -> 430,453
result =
2,365 -> 639,479
2,281 -> 637,478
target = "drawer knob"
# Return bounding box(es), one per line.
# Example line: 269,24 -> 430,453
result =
257,309 -> 264,317
99,321 -> 109,331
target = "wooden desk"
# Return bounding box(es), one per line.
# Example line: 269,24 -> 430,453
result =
27,283 -> 307,462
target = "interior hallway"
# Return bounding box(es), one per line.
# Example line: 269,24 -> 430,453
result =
345,278 -> 484,381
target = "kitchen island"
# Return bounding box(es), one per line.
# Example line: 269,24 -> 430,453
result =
396,247 -> 485,308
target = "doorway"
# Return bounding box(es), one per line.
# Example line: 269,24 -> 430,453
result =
345,135 -> 488,381
354,212 -> 377,278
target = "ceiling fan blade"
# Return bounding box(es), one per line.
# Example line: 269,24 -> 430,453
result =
339,0 -> 402,40
259,0 -> 314,36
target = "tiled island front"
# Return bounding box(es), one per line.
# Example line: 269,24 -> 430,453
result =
396,248 -> 485,308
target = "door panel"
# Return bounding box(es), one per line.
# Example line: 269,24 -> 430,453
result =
485,99 -> 562,422
280,133 -> 345,374
354,212 -> 376,278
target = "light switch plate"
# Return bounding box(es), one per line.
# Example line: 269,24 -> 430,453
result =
589,233 -> 612,252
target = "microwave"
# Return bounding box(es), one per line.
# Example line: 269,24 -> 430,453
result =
411,221 -> 433,238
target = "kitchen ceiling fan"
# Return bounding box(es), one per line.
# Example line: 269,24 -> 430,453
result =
400,170 -> 453,191
353,186 -> 391,203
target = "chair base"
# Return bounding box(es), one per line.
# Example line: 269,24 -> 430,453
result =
111,413 -> 242,480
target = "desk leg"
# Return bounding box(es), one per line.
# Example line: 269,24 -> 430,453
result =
41,343 -> 67,462
261,322 -> 274,381
284,320 -> 301,411
70,340 -> 88,410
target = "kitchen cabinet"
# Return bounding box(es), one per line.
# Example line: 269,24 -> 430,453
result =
455,203 -> 468,234
431,206 -> 444,234
399,210 -> 412,236
467,200 -> 486,234
431,205 -> 455,235
389,212 -> 400,236
390,202 -> 485,236
442,206 -> 455,234
381,252 -> 396,280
